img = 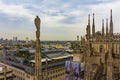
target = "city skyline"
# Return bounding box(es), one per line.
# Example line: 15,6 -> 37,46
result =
0,0 -> 120,40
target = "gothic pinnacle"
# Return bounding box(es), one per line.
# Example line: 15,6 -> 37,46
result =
92,13 -> 95,37
88,14 -> 90,26
110,9 -> 113,35
106,18 -> 108,36
102,19 -> 104,35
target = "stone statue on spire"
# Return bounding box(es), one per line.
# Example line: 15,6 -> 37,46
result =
34,16 -> 41,39
35,16 -> 41,31
34,16 -> 42,80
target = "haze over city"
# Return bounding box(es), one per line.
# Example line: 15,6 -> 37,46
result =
0,0 -> 120,40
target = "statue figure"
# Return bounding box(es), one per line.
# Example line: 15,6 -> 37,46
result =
34,16 -> 41,31
34,16 -> 41,39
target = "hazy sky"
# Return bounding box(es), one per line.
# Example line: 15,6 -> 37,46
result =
0,0 -> 120,40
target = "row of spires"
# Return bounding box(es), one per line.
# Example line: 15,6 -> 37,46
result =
87,9 -> 113,37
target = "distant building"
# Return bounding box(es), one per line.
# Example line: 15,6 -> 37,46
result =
26,37 -> 29,43
0,49 -> 73,80
13,37 -> 17,42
